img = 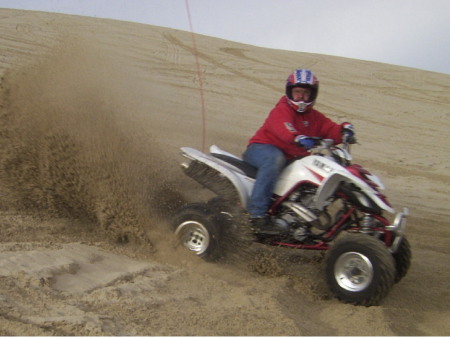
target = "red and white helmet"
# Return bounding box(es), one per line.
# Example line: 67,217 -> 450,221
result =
285,69 -> 319,113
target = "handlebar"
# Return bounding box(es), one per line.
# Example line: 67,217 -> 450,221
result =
309,135 -> 357,158
311,134 -> 357,148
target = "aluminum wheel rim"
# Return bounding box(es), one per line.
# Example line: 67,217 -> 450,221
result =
334,252 -> 373,291
175,221 -> 210,255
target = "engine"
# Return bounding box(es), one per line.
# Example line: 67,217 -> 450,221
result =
273,186 -> 333,241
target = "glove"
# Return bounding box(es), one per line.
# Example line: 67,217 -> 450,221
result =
341,122 -> 355,137
294,135 -> 316,150
341,122 -> 357,144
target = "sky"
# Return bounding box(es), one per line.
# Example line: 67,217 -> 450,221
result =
1,0 -> 449,74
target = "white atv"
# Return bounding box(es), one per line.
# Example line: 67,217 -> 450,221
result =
171,137 -> 411,306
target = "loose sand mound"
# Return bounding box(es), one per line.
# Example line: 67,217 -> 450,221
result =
0,9 -> 449,336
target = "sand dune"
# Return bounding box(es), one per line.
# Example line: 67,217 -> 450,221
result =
0,8 -> 449,336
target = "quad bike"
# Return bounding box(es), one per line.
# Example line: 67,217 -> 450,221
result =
171,136 -> 411,306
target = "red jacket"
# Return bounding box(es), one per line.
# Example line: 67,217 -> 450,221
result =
248,96 -> 343,159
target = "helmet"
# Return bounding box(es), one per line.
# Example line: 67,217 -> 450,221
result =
285,69 -> 319,113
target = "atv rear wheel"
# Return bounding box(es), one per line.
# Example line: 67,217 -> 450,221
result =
171,203 -> 223,262
325,233 -> 396,306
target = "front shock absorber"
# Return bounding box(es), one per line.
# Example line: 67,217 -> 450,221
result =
361,213 -> 374,233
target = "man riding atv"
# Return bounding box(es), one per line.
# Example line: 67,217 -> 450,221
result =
243,69 -> 355,234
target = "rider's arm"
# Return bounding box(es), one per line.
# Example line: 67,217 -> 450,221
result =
264,104 -> 301,144
313,111 -> 344,144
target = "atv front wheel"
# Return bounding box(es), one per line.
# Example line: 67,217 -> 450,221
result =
171,203 -> 223,262
392,236 -> 411,283
325,233 -> 396,306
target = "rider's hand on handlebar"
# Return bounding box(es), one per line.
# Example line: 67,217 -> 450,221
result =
341,122 -> 357,144
344,134 -> 357,144
294,135 -> 316,150
341,122 -> 355,137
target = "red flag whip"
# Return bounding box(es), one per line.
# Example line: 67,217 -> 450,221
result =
185,0 -> 206,152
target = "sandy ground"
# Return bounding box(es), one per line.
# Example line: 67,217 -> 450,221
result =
0,9 -> 449,336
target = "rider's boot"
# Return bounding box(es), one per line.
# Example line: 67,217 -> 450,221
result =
250,216 -> 283,235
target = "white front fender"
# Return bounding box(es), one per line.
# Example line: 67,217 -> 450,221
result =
315,172 -> 395,214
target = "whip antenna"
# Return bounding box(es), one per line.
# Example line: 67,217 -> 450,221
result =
185,0 -> 206,152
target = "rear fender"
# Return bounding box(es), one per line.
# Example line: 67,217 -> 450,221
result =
181,147 -> 254,208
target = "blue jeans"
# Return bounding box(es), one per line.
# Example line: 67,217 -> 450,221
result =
243,143 -> 286,218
